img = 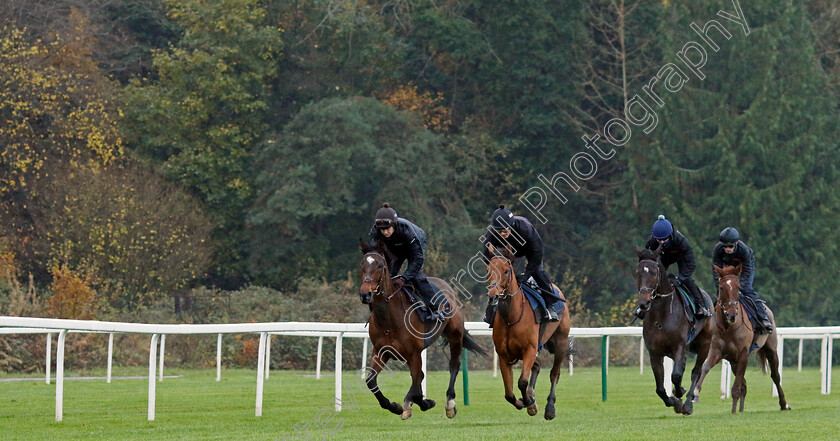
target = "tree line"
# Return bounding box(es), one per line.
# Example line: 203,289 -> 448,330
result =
1,0 -> 839,326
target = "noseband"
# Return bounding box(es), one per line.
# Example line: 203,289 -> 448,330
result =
488,255 -> 521,300
363,252 -> 388,298
639,259 -> 672,299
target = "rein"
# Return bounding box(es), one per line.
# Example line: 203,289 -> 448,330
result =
489,255 -> 526,327
716,275 -> 747,332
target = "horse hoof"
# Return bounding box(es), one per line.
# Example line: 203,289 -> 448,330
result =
445,399 -> 456,418
527,403 -> 538,416
389,403 -> 403,415
544,410 -> 555,421
682,404 -> 693,416
401,410 -> 412,420
783,405 -> 791,411
424,399 -> 436,411
514,399 -> 525,410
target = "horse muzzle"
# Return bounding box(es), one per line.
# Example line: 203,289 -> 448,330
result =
359,291 -> 372,304
637,300 -> 651,312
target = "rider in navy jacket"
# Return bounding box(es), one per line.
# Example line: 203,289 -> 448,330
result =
369,203 -> 441,319
643,215 -> 711,318
482,205 -> 562,322
712,227 -> 773,333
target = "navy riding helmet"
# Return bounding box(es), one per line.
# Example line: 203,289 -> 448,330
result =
652,214 -> 673,240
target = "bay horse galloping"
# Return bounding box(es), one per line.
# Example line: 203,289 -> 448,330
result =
684,265 -> 790,414
358,240 -> 486,420
636,247 -> 712,414
486,244 -> 571,420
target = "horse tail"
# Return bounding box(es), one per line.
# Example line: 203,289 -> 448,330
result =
757,350 -> 768,375
545,337 -> 575,362
462,331 -> 488,356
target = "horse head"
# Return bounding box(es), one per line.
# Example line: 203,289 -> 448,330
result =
358,238 -> 392,304
635,246 -> 666,313
715,264 -> 743,324
486,243 -> 517,300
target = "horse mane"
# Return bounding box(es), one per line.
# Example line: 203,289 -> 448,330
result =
637,247 -> 661,262
359,238 -> 396,265
715,264 -> 742,277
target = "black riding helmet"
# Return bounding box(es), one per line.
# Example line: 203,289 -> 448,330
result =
491,205 -> 514,230
374,203 -> 398,229
719,227 -> 740,245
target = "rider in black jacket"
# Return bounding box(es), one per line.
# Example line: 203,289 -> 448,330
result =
712,227 -> 773,333
482,205 -> 562,322
369,203 -> 441,319
642,215 -> 711,319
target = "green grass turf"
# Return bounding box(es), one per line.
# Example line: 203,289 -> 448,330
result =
1,364 -> 838,440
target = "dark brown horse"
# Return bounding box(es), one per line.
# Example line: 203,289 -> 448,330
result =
486,244 -> 571,420
684,265 -> 790,414
636,248 -> 712,414
358,239 -> 486,420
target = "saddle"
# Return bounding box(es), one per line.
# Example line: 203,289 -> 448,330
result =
485,280 -> 565,327
668,275 -> 711,343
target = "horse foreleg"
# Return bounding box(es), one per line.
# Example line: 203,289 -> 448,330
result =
671,345 -> 687,400
682,349 -> 707,414
683,348 -> 721,416
499,355 -> 524,410
365,355 -> 402,416
444,331 -> 464,418
402,352 -> 434,420
524,354 -> 540,416
730,356 -> 748,414
650,353 -> 680,409
544,335 -> 567,421
518,347 -> 538,416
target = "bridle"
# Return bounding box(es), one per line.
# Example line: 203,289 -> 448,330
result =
718,274 -> 743,328
362,252 -> 396,300
638,258 -> 673,300
488,255 -> 521,300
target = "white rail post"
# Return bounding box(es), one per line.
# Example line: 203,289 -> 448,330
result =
821,335 -> 832,395
639,337 -> 645,375
720,359 -> 732,399
798,338 -> 803,372
46,332 -> 52,385
316,336 -> 324,380
421,348 -> 427,397
361,337 -> 368,371
256,332 -> 267,417
55,330 -> 67,422
335,333 -> 344,412
663,356 -> 673,395
148,333 -> 159,421
773,336 -> 783,397
265,334 -> 271,380
159,334 -> 166,382
493,350 -> 499,377
107,333 -> 114,383
216,334 -> 222,382
605,336 -> 610,375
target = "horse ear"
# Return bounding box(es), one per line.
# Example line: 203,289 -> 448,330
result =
713,265 -> 724,275
653,245 -> 663,258
503,244 -> 516,260
735,263 -> 743,275
359,238 -> 367,253
487,243 -> 495,254
634,245 -> 643,258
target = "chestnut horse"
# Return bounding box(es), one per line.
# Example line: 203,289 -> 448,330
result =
358,240 -> 486,420
486,244 -> 570,420
636,248 -> 712,414
684,265 -> 790,414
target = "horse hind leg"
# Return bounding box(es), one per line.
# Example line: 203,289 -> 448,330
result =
544,335 -> 567,421
444,330 -> 464,418
760,346 -> 792,411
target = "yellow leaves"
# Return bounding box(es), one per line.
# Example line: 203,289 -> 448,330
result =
0,26 -> 122,193
47,265 -> 98,320
379,83 -> 452,132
